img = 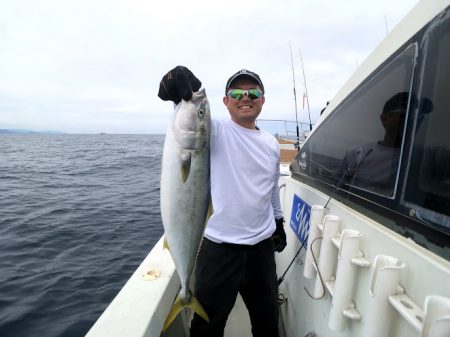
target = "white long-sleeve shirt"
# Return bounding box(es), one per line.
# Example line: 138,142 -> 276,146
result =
205,118 -> 283,245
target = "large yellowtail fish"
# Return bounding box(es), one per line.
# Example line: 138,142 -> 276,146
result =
160,89 -> 211,331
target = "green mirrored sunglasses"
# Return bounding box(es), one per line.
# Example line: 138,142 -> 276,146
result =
226,89 -> 263,100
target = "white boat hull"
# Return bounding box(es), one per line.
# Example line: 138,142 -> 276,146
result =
275,175 -> 450,337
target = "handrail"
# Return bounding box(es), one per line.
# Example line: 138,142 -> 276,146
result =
256,119 -> 313,145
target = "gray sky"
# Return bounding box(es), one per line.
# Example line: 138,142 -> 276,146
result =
0,0 -> 418,134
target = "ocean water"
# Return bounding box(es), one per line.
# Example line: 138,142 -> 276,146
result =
0,134 -> 165,337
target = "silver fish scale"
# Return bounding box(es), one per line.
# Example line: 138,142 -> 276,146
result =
160,90 -> 211,303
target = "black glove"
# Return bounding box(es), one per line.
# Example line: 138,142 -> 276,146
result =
158,66 -> 202,104
272,218 -> 287,253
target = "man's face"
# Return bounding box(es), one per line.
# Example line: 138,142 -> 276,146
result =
380,108 -> 404,132
223,78 -> 265,129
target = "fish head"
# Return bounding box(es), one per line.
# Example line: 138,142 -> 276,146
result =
173,89 -> 211,151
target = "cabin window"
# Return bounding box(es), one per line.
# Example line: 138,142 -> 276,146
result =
403,13 -> 450,230
303,44 -> 416,198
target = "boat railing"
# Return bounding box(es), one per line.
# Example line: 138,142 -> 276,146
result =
256,119 -> 313,165
256,119 -> 312,148
85,237 -> 189,337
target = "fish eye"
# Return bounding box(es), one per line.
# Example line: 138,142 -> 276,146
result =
198,109 -> 205,118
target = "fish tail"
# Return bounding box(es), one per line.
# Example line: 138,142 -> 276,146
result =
162,295 -> 209,331
163,238 -> 170,251
190,296 -> 209,322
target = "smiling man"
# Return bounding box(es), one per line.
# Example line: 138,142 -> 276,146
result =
223,69 -> 266,129
158,67 -> 286,337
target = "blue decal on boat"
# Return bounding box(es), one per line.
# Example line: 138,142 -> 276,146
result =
289,194 -> 311,245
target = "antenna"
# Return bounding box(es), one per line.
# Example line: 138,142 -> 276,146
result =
384,15 -> 389,36
299,49 -> 313,131
289,42 -> 301,149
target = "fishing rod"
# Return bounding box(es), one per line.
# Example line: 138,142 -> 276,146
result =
289,42 -> 301,150
299,49 -> 313,131
324,146 -> 372,208
277,237 -> 307,286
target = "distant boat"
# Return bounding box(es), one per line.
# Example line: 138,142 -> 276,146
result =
99,132 -> 106,135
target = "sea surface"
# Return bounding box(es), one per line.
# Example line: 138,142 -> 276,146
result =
0,134 -> 165,337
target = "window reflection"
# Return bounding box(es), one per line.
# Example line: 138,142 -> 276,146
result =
302,44 -> 415,198
404,12 -> 450,223
340,93 -> 408,197
340,92 -> 409,196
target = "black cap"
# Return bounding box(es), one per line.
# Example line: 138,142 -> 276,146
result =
383,92 -> 409,114
225,69 -> 264,94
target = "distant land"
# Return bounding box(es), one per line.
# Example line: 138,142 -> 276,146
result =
0,128 -> 66,135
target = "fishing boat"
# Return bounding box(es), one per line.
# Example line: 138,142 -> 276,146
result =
85,1 -> 450,336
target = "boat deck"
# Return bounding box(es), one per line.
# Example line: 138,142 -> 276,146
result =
225,293 -> 286,337
278,138 -> 298,164
224,294 -> 251,337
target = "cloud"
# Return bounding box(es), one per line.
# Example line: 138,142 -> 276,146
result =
0,0 -> 419,133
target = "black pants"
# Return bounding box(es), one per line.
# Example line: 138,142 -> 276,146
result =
190,237 -> 279,337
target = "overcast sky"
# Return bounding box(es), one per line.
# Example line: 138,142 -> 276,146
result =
0,0 -> 419,134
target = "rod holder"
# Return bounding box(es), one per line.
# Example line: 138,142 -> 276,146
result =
303,205 -> 325,279
313,215 -> 341,298
363,255 -> 405,337
328,229 -> 363,331
420,295 -> 450,337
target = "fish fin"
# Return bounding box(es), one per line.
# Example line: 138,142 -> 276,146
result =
180,154 -> 191,183
162,295 -> 209,332
163,238 -> 170,251
205,200 -> 213,223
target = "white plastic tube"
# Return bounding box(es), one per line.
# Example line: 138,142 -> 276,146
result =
328,229 -> 363,331
313,215 -> 341,298
421,295 -> 450,337
363,255 -> 405,337
303,205 -> 325,279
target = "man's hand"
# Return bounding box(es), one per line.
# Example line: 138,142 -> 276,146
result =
158,66 -> 202,104
272,218 -> 287,253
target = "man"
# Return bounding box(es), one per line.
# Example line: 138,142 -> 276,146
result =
339,92 -> 409,197
158,66 -> 286,337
